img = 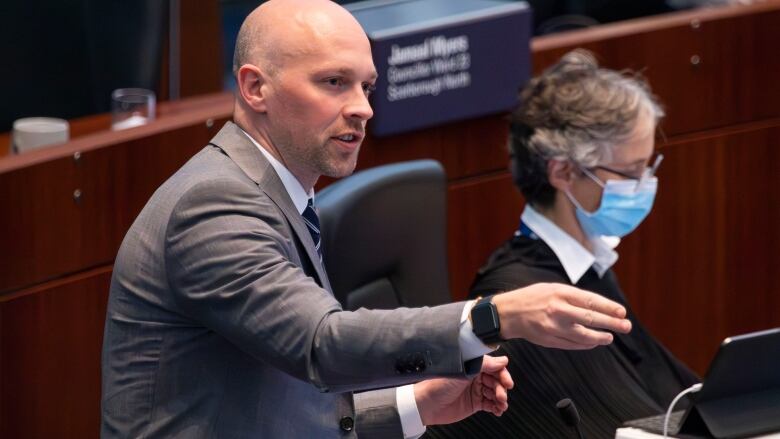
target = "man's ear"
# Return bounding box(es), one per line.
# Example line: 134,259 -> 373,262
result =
236,64 -> 269,113
547,159 -> 576,192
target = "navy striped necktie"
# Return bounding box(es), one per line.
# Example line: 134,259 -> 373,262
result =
301,198 -> 322,260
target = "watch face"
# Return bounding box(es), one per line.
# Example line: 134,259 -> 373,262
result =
472,302 -> 500,337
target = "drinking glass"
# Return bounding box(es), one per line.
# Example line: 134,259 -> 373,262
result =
111,88 -> 156,130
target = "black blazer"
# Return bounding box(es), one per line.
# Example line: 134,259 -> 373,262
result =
426,234 -> 699,439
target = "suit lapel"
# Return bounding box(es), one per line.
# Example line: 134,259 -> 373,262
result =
209,121 -> 333,293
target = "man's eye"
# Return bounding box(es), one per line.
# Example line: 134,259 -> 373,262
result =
326,77 -> 344,87
363,83 -> 376,96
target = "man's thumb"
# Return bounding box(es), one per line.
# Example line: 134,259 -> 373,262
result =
480,355 -> 509,372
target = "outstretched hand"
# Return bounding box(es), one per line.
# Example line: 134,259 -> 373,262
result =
492,282 -> 632,349
414,355 -> 514,426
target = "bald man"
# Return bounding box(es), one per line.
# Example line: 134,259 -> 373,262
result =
101,1 -> 631,437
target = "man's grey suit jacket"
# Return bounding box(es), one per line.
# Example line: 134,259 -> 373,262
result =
101,122 -> 477,438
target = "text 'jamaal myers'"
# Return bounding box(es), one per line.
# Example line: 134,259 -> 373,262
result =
387,35 -> 470,66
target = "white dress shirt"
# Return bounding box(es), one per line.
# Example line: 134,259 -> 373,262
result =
520,205 -> 619,283
241,130 -> 493,438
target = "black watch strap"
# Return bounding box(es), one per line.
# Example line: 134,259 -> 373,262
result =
470,295 -> 504,346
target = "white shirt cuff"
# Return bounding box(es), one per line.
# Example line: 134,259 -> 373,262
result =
396,384 -> 425,439
459,299 -> 496,360
396,301 -> 495,438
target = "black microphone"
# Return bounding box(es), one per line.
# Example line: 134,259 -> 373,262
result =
556,398 -> 585,439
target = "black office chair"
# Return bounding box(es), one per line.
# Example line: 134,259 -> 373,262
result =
317,159 -> 451,310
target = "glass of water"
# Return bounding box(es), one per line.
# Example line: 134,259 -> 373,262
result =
111,88 -> 156,130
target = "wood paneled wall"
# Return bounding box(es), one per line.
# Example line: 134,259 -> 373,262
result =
1,268 -> 112,438
1,2 -> 779,437
617,119 -> 780,372
532,2 -> 780,137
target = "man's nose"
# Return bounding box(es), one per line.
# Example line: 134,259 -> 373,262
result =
344,87 -> 374,121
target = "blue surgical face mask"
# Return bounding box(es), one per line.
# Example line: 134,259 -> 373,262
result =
565,167 -> 658,238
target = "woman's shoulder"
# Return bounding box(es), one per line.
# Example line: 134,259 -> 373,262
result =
468,236 -> 570,298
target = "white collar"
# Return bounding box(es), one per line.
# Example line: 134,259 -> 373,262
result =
240,129 -> 313,215
520,205 -> 619,283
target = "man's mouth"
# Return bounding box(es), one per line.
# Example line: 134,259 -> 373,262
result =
336,134 -> 357,142
331,131 -> 364,149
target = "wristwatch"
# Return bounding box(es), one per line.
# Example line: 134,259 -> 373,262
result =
470,295 -> 504,346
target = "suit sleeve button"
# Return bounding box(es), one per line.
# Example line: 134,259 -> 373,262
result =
339,416 -> 354,431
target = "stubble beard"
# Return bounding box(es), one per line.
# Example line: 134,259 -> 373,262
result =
314,138 -> 361,179
276,125 -> 363,182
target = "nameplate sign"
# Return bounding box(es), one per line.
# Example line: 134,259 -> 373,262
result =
349,0 -> 531,137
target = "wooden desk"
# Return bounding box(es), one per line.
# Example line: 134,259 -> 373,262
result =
0,93 -> 232,160
0,115 -> 109,158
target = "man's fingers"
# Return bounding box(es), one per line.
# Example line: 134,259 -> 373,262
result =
481,385 -> 498,402
496,365 -> 514,389
557,318 -> 618,346
484,399 -> 508,416
568,324 -> 614,346
539,301 -> 621,346
495,284 -> 630,350
480,355 -> 514,389
485,365 -> 514,390
482,390 -> 509,415
558,301 -> 631,334
480,375 -> 508,403
480,375 -> 499,399
562,287 -> 627,320
542,334 -> 602,350
481,386 -> 508,416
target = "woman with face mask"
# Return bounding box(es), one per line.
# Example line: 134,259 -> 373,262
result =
426,50 -> 699,439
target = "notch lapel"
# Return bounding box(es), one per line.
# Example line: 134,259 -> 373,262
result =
209,122 -> 333,293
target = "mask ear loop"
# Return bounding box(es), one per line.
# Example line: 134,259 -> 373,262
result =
564,189 -> 594,215
566,164 -> 603,215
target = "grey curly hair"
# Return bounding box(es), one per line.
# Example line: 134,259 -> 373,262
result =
510,49 -> 664,207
